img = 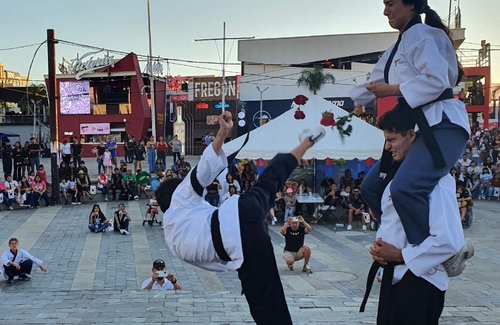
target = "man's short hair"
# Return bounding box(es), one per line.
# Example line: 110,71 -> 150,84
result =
30,137 -> 35,141
377,104 -> 416,136
9,238 -> 18,244
155,178 -> 183,212
80,161 -> 85,164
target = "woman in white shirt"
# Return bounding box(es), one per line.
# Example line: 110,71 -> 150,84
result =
349,0 -> 469,246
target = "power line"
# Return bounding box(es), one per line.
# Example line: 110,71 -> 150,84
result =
0,43 -> 42,51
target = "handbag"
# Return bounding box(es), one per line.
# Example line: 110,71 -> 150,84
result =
89,186 -> 97,195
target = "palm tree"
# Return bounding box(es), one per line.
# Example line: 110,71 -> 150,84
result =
296,66 -> 335,95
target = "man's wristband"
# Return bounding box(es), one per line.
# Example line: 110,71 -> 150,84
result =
171,279 -> 177,284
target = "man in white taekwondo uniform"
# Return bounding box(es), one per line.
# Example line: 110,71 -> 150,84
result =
156,111 -> 325,325
359,106 -> 473,325
1,237 -> 47,283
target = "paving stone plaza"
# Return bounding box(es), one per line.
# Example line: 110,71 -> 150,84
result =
0,158 -> 499,324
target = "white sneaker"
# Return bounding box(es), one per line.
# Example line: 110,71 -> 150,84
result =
271,221 -> 276,226
362,225 -> 367,231
134,196 -> 139,200
273,217 -> 278,223
347,224 -> 352,230
298,126 -> 326,145
121,229 -> 130,235
443,238 -> 474,277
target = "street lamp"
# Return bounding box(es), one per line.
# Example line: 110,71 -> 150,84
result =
256,86 -> 269,126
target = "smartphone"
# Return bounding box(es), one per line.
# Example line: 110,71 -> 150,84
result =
156,271 -> 168,277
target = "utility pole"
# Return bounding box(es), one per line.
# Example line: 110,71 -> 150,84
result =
47,29 -> 60,203
256,86 -> 269,126
147,0 -> 156,139
194,23 -> 254,112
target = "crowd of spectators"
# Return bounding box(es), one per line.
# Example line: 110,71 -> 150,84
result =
453,126 -> 500,202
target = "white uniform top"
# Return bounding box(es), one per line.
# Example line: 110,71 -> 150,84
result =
1,248 -> 43,279
163,144 -> 244,272
349,24 -> 470,137
377,174 -> 465,290
60,143 -> 72,155
141,277 -> 174,290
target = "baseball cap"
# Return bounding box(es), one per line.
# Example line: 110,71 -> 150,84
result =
153,259 -> 166,269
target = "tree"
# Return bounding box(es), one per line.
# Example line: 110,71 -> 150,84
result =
296,66 -> 335,95
21,83 -> 47,115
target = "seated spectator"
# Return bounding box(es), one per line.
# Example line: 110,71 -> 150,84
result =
76,170 -> 92,203
178,157 -> 191,178
143,196 -> 160,226
466,173 -> 481,199
124,169 -> 139,200
28,170 -> 35,183
205,178 -> 221,207
339,185 -> 351,209
119,160 -> 128,174
484,155 -> 494,171
221,184 -> 239,203
241,163 -> 255,186
97,171 -> 110,201
347,186 -> 365,230
5,174 -> 21,207
88,204 -> 110,233
171,160 -> 181,179
339,169 -> 355,190
456,185 -> 473,222
1,237 -> 47,284
36,165 -> 49,187
272,190 -> 286,224
240,179 -> 252,194
164,169 -> 174,180
320,177 -> 335,195
67,161 -> 78,178
77,160 -> 89,176
467,160 -> 481,175
487,172 -> 500,200
136,169 -> 152,199
283,188 -> 296,219
456,153 -> 472,169
68,174 -> 81,204
111,168 -> 126,200
31,175 -> 52,208
457,167 -> 469,187
479,167 -> 493,199
19,176 -> 34,208
321,183 -> 340,211
223,172 -> 241,194
0,178 -> 14,210
60,177 -> 69,204
153,158 -> 165,179
354,171 -> 366,187
58,161 -> 71,181
114,203 -> 131,235
142,259 -> 182,290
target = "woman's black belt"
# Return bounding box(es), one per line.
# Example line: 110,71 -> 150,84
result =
189,167 -> 232,262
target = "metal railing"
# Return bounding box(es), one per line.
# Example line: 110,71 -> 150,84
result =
0,114 -> 48,125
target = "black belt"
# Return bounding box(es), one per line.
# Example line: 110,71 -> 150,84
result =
210,210 -> 232,262
360,260 -> 405,324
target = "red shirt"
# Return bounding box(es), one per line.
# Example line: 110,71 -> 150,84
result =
157,141 -> 167,153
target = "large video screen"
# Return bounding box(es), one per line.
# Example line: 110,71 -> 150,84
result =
60,81 -> 90,115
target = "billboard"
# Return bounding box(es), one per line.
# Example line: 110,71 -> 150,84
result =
60,80 -> 90,115
80,123 -> 110,135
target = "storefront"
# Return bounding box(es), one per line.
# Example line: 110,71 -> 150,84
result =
51,51 -> 166,157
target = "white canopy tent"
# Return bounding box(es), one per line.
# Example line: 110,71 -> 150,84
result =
223,96 -> 385,160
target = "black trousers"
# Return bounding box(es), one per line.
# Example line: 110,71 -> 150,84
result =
381,270 -> 445,325
236,153 -> 297,325
4,259 -> 33,278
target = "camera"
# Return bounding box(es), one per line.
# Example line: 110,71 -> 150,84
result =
156,271 -> 168,277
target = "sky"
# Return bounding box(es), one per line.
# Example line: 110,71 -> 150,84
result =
1,0 -> 499,87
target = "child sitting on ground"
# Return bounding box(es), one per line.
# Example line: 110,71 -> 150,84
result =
60,177 -> 69,204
